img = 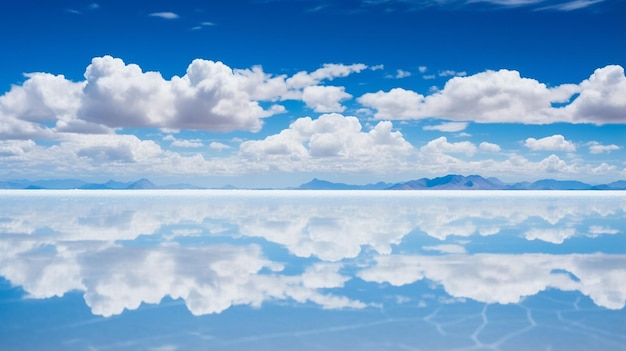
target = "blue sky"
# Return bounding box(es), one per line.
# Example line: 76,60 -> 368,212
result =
0,0 -> 624,187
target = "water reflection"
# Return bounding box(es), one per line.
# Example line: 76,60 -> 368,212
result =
0,190 -> 624,349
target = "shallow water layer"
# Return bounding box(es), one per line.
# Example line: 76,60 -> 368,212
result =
0,190 -> 624,350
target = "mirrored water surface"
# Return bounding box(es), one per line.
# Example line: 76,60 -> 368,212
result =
1,190 -> 624,350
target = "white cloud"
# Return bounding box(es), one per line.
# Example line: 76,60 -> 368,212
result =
301,86 -> 352,112
0,139 -> 36,157
524,134 -> 576,152
286,63 -> 367,89
418,66 -> 428,73
537,0 -> 606,11
0,72 -> 84,124
539,153 -> 573,172
358,65 -> 626,125
358,88 -> 425,119
387,69 -> 411,79
479,141 -> 501,152
191,21 -> 216,30
423,121 -> 468,132
149,12 -> 179,19
0,58 -> 624,181
209,141 -> 230,150
79,56 -> 284,132
439,69 -> 466,77
0,57 -> 372,138
164,135 -> 204,148
588,141 -> 620,154
559,65 -> 626,124
239,113 -> 413,173
591,162 -> 616,174
420,136 -> 477,156
172,139 -> 203,148
0,133 -> 225,179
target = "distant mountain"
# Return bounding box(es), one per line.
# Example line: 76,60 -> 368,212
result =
297,178 -> 393,190
127,178 -> 158,189
606,180 -> 626,190
1,179 -> 89,189
524,179 -> 592,190
1,175 -> 625,190
0,178 -> 159,190
388,175 -> 503,190
299,175 -> 626,191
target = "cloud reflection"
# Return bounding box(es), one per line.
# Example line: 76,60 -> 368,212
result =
0,240 -> 364,317
0,190 -> 624,316
358,253 -> 626,310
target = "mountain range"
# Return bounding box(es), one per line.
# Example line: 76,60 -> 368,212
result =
0,178 -> 195,190
1,175 -> 625,190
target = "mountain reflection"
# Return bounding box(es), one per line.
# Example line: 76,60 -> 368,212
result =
0,190 -> 624,317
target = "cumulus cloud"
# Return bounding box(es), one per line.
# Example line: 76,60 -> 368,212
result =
358,88 -> 425,119
209,141 -> 230,150
559,65 -> 626,124
423,121 -> 468,132
301,86 -> 352,112
479,141 -> 501,152
80,56 -> 287,132
420,136 -> 477,156
524,134 -> 576,152
239,113 -> 414,173
358,65 -> 626,125
0,56 -> 372,137
0,58 -> 623,181
588,141 -> 620,154
0,72 -> 84,126
0,132 -> 225,179
172,139 -> 203,148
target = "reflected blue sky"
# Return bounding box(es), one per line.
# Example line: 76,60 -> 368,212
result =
0,190 -> 624,350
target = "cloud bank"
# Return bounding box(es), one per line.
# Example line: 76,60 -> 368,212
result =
359,65 -> 626,125
0,57 -> 624,181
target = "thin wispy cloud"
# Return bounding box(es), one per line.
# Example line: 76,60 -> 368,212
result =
357,0 -> 606,11
423,122 -> 469,133
439,69 -> 467,77
191,21 -> 216,30
386,69 -> 412,79
536,0 -> 605,11
149,12 -> 180,20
